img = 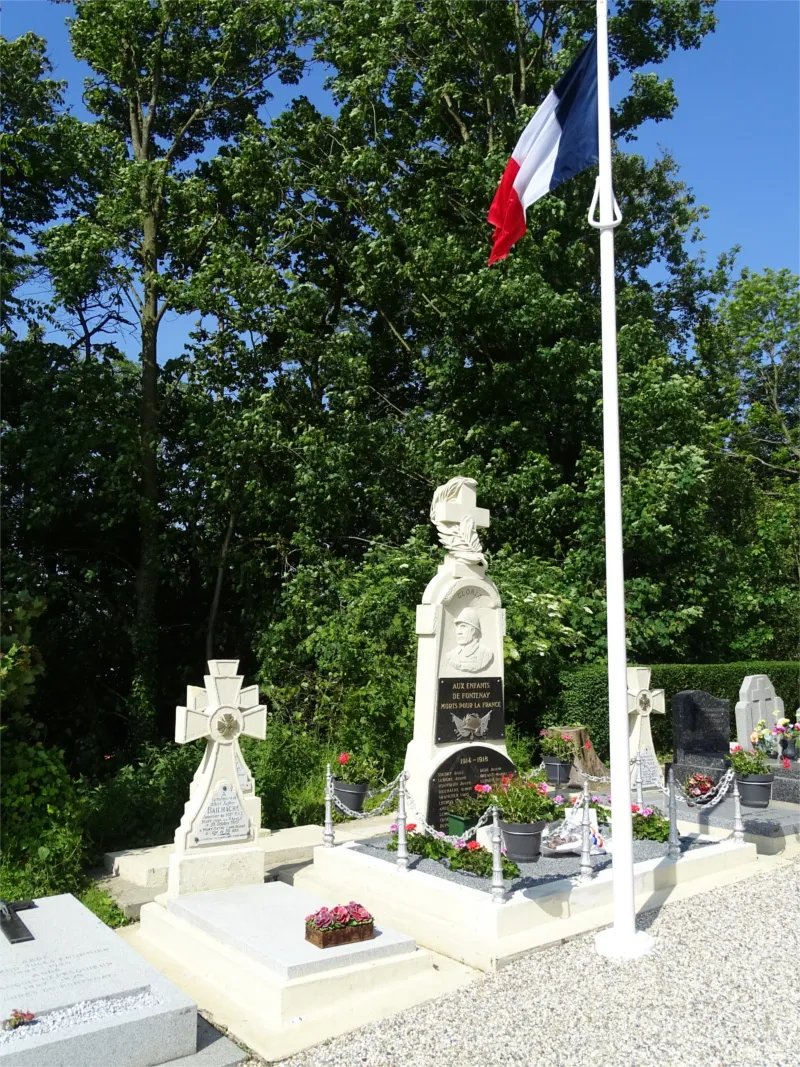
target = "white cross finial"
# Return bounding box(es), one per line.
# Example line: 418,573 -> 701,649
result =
430,477 -> 490,564
175,659 -> 266,747
626,667 -> 665,786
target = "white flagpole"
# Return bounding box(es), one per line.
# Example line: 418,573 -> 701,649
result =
591,0 -> 655,959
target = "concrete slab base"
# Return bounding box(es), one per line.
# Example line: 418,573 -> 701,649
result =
291,836 -> 759,972
125,883 -> 474,1062
160,1018 -> 244,1067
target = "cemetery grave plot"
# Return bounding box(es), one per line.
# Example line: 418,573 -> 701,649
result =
353,832 -> 720,895
0,893 -> 243,1067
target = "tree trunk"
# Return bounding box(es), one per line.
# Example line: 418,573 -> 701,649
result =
206,510 -> 236,663
132,207 -> 160,741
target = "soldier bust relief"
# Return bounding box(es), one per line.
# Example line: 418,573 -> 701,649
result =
445,607 -> 493,673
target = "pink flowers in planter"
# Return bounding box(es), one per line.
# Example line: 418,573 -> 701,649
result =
305,901 -> 373,931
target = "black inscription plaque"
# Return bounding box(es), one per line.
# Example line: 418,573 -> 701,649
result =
427,746 -> 515,832
672,690 -> 731,763
436,677 -> 504,744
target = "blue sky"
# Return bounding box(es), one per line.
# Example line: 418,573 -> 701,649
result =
3,0 -> 799,355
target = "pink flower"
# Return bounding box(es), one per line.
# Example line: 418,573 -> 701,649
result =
584,741 -> 593,750
642,807 -> 654,817
537,782 -> 549,795
455,838 -> 467,848
730,745 -> 742,754
331,905 -> 349,925
782,758 -> 791,769
338,752 -> 351,765
561,734 -> 573,743
554,795 -> 564,804
539,729 -> 547,736
312,907 -> 333,929
347,902 -> 372,923
390,823 -> 398,832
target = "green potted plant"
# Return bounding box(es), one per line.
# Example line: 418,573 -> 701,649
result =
332,752 -> 376,813
727,745 -> 774,809
445,784 -> 493,836
489,774 -> 564,862
539,730 -> 576,784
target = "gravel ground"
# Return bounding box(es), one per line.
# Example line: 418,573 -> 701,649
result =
354,833 -> 716,893
267,856 -> 800,1067
0,990 -> 161,1046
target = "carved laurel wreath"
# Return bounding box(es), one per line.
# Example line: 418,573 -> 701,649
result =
430,477 -> 485,563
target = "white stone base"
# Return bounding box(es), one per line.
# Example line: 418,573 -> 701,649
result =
292,837 -> 758,972
594,927 -> 656,959
167,844 -> 265,898
125,884 -> 474,1062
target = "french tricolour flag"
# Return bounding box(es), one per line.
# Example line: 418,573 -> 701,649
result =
488,36 -> 599,265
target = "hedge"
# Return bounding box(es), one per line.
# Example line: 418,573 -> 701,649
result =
546,661 -> 800,762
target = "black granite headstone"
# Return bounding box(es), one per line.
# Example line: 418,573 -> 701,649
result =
672,690 -> 730,763
426,745 -> 515,832
435,676 -> 504,744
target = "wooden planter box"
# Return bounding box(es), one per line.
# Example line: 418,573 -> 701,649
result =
305,921 -> 375,949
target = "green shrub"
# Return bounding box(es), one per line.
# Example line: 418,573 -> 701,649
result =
78,886 -> 131,928
549,660 -> 800,761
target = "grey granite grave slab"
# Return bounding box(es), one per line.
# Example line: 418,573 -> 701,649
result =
670,794 -> 800,837
0,893 -> 196,1067
167,881 -> 416,980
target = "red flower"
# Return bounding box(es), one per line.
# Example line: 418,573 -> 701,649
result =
561,734 -> 573,743
406,823 -> 417,832
584,741 -> 592,750
337,752 -> 351,765
782,757 -> 791,769
466,840 -> 480,851
631,804 -> 641,814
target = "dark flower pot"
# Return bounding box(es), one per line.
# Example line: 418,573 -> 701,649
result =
447,813 -> 479,837
499,819 -> 546,863
736,773 -> 774,809
542,757 -> 572,785
333,778 -> 369,813
781,736 -> 798,761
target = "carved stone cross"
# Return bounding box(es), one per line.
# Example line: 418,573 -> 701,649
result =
173,660 -> 266,854
0,899 -> 36,944
430,477 -> 490,565
735,674 -> 784,751
626,666 -> 665,786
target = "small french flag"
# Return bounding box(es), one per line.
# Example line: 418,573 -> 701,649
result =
488,36 -> 599,265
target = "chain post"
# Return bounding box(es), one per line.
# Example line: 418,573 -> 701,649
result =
635,751 -> 644,810
732,777 -> 745,842
579,780 -> 593,883
490,805 -> 505,903
667,766 -> 681,857
395,772 -> 409,869
323,763 -> 335,848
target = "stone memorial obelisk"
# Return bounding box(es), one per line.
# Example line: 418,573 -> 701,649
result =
404,477 -> 514,831
167,659 -> 267,898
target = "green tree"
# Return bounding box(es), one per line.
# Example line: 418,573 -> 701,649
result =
52,0 -> 301,721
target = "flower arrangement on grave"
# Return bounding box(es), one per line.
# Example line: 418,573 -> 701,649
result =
489,774 -> 564,824
333,751 -> 378,785
2,1010 -> 35,1032
304,901 -> 375,948
386,826 -> 453,861
686,773 -> 715,800
447,783 -> 494,819
448,840 -> 520,879
568,792 -> 612,824
726,745 -> 771,776
538,730 -> 576,762
630,804 -> 670,842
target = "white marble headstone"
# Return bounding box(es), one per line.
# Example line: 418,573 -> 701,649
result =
735,674 -> 784,752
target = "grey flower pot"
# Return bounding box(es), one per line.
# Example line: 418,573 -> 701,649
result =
499,819 -> 546,863
542,757 -> 572,785
333,779 -> 369,813
736,773 -> 774,809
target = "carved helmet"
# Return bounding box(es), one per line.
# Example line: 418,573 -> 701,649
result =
453,606 -> 482,636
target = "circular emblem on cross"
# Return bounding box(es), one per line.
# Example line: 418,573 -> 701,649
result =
637,691 -> 652,716
209,705 -> 243,743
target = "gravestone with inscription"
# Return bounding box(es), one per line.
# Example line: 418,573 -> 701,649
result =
404,477 -> 515,830
168,659 -> 267,898
0,892 -> 242,1067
